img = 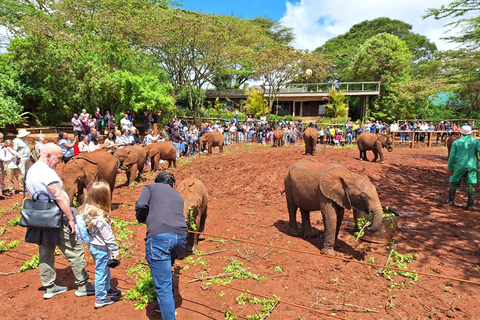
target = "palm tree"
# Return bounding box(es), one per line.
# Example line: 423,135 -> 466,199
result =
324,86 -> 348,118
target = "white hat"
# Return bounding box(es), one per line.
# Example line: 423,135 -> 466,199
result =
17,128 -> 31,138
460,125 -> 472,135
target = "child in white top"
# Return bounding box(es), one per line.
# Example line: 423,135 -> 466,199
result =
78,181 -> 120,308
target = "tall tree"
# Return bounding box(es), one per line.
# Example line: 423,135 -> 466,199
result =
254,44 -> 329,114
348,33 -> 412,120
148,10 -> 268,119
316,18 -> 437,80
424,0 -> 480,48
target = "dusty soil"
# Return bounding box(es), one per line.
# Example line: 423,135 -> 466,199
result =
0,141 -> 479,320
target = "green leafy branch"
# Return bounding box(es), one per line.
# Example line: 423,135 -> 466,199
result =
125,264 -> 156,310
0,240 -> 19,252
19,254 -> 39,272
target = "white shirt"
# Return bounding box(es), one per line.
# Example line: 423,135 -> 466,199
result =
26,161 -> 68,202
390,123 -> 399,132
88,141 -> 101,152
145,134 -> 159,145
120,118 -> 131,131
0,146 -> 19,169
13,138 -> 31,159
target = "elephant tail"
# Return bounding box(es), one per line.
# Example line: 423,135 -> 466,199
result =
277,189 -> 285,197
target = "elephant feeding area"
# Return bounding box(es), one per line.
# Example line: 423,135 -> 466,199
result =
1,143 -> 479,319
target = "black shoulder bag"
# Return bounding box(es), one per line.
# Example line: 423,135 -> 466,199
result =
20,172 -> 63,230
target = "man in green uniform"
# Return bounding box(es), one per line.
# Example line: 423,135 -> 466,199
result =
446,125 -> 480,210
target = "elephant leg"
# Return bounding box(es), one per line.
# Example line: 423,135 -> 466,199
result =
167,160 -> 172,168
198,208 -> 207,241
173,159 -> 177,168
125,169 -> 132,185
219,144 -> 224,154
186,232 -> 195,253
300,209 -> 316,238
372,150 -> 378,162
378,150 -> 385,163
287,201 -> 300,237
334,206 -> 345,241
320,202 -> 338,255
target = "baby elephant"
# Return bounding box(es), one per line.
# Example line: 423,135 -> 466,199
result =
176,177 -> 208,252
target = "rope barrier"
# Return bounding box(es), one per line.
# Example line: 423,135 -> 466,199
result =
188,231 -> 480,286
110,216 -> 480,285
177,272 -> 353,320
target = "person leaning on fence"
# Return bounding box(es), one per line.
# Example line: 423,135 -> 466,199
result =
25,143 -> 95,299
135,172 -> 187,319
446,125 -> 480,210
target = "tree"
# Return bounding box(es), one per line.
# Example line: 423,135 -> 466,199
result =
250,16 -> 295,45
0,0 -> 176,124
324,86 -> 348,118
0,52 -> 28,127
424,0 -> 480,48
148,10 -> 268,120
316,18 -> 437,80
254,44 -> 329,114
348,33 -> 412,120
243,87 -> 268,117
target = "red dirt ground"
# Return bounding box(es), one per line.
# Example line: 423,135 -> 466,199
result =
0,142 -> 479,320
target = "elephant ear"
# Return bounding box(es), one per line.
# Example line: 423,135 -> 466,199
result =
124,148 -> 139,166
143,145 -> 151,157
84,161 -> 98,188
319,165 -> 352,210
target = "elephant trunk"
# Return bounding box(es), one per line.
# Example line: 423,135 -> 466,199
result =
367,204 -> 383,233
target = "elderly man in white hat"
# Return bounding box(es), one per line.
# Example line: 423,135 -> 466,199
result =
13,129 -> 32,192
446,125 -> 480,210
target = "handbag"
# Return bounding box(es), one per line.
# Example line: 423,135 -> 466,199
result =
20,191 -> 63,229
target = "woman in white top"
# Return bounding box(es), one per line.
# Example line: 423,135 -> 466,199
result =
78,134 -> 89,154
145,129 -> 159,145
114,130 -> 125,149
88,135 -> 102,152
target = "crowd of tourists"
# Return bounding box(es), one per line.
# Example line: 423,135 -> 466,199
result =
0,112 -> 473,201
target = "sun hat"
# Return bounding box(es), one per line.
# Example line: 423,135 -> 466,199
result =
460,125 -> 472,135
17,129 -> 31,138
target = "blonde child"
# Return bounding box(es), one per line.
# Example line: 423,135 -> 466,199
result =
78,181 -> 120,308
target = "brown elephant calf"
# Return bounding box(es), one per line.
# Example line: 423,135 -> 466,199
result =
144,142 -> 177,171
273,129 -> 284,147
176,177 -> 208,252
114,145 -> 146,185
200,131 -> 225,155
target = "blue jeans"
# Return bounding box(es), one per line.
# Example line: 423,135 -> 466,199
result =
146,233 -> 186,320
89,244 -> 111,301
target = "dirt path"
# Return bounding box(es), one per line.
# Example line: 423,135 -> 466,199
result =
0,143 -> 479,319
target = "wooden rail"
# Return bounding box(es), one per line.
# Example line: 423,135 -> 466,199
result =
389,131 -> 476,148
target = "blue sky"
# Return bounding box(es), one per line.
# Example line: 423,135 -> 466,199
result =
177,0 -> 468,52
178,0 -> 286,20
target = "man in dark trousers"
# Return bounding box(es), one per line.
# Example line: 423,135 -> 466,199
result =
446,125 -> 480,210
135,172 -> 187,319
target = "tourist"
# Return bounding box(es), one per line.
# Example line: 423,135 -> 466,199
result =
131,127 -> 142,145
58,132 -> 76,163
120,129 -> 134,147
25,143 -> 94,299
115,130 -> 125,149
0,132 -> 6,196
145,129 -> 159,146
88,135 -> 101,152
71,114 -> 83,138
34,134 -> 46,161
78,134 -> 89,154
13,129 -> 32,188
1,139 -> 21,197
77,181 -> 121,308
135,172 -> 187,319
104,131 -> 118,154
120,113 -> 132,132
94,108 -> 103,132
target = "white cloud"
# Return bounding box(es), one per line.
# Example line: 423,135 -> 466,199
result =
280,0 -> 468,51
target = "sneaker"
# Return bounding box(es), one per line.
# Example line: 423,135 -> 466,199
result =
154,304 -> 177,316
75,282 -> 95,297
94,295 -> 118,308
107,288 -> 122,296
43,284 -> 68,299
